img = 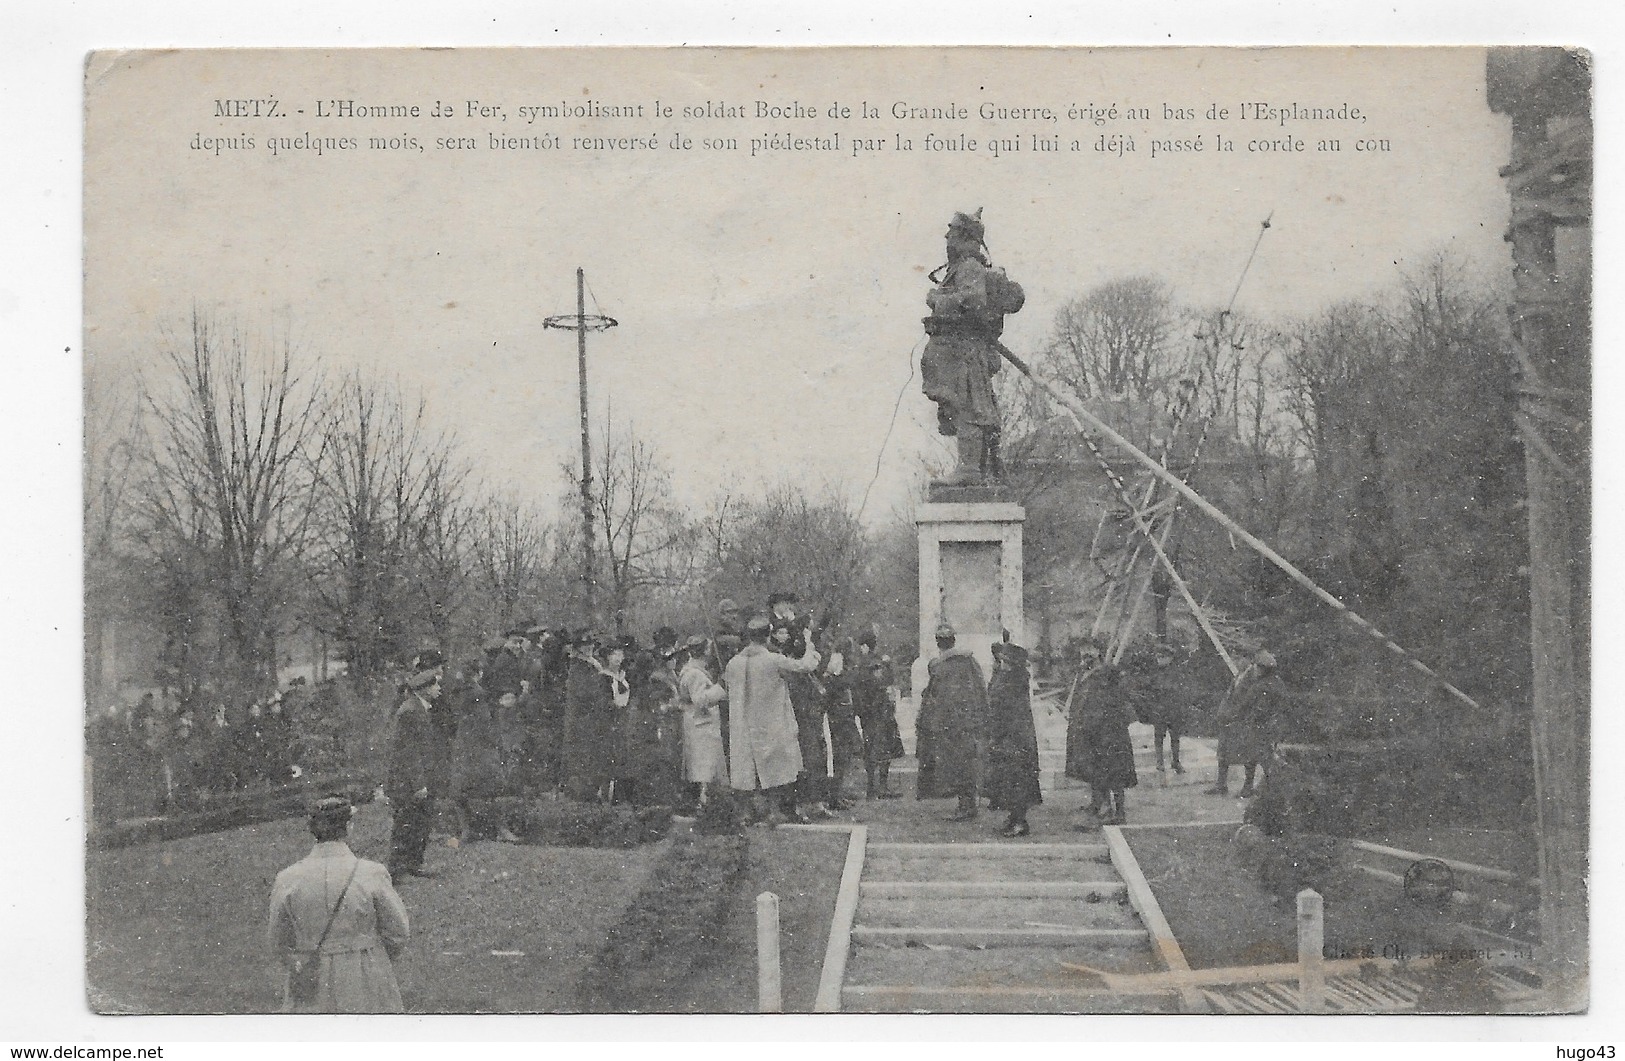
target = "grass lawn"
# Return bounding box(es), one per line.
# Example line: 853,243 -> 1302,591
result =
87,800 -> 661,1013
655,828 -> 847,1013
1124,824 -> 1520,972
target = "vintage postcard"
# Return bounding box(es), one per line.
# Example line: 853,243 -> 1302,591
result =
82,46 -> 1590,1016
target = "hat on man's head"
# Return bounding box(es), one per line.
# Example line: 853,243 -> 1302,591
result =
682,634 -> 709,654
652,626 -> 679,651
992,641 -> 1029,666
745,615 -> 771,635
309,792 -> 353,822
408,667 -> 442,691
767,592 -> 799,609
934,622 -> 957,640
948,208 -> 985,244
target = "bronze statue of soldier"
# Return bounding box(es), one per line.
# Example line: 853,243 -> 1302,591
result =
920,208 -> 1025,486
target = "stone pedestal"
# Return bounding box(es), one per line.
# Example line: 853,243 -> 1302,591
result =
913,501 -> 1025,695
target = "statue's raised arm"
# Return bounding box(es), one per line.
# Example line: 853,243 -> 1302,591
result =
920,209 -> 1025,486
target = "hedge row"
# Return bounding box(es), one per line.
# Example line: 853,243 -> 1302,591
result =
89,773 -> 370,849
512,799 -> 674,848
575,829 -> 751,1011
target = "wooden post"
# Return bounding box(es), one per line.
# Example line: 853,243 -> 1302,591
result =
575,267 -> 597,620
1486,48 -> 1591,1010
756,891 -> 782,1012
1297,888 -> 1326,1013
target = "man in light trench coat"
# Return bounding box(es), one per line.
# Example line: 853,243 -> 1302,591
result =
724,614 -> 821,826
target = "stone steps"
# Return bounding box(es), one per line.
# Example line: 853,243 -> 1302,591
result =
840,839 -> 1164,1013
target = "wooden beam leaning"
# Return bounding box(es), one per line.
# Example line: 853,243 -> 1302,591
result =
1072,419 -> 1238,676
994,345 -> 1482,711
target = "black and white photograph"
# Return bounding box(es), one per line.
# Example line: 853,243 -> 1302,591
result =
74,44 -> 1590,1019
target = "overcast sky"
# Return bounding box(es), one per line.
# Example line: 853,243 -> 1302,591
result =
85,47 -> 1512,523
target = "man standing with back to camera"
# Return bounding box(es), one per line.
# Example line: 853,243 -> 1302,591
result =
725,614 -> 821,827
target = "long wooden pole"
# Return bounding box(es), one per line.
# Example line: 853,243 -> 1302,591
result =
995,345 -> 1480,711
1073,419 -> 1238,676
576,267 -> 596,619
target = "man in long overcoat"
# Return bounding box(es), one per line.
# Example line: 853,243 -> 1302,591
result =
724,615 -> 821,825
852,632 -> 904,799
1208,649 -> 1287,797
986,640 -> 1042,836
268,794 -> 409,1013
769,593 -> 829,819
387,662 -> 446,880
917,623 -> 990,822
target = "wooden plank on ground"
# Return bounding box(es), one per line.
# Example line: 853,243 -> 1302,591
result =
860,880 -> 1124,899
851,925 -> 1149,948
812,823 -> 867,1013
1348,839 -> 1539,888
867,842 -> 1108,859
1101,824 -> 1206,1013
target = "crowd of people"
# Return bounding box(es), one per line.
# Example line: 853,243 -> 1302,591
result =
87,687 -> 306,821
381,593 -> 908,880
1060,636 -> 1289,828
264,604 -> 1292,1012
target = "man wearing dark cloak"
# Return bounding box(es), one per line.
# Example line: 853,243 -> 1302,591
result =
916,623 -> 990,822
986,639 -> 1042,837
921,208 -> 1026,485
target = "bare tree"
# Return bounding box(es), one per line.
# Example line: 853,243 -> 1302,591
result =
1042,276 -> 1182,403
84,369 -> 144,704
134,311 -> 326,691
710,483 -> 869,628
583,426 -> 694,635
467,496 -> 553,632
408,451 -> 474,652
310,372 -> 457,677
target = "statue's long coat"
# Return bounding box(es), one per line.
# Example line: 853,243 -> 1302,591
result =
915,648 -> 988,797
724,642 -> 819,790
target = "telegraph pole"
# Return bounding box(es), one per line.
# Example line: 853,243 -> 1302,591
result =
545,268 -> 618,623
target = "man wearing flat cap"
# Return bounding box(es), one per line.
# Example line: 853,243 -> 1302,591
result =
387,661 -> 445,880
920,208 -> 1026,486
725,613 -> 821,825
